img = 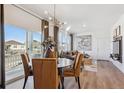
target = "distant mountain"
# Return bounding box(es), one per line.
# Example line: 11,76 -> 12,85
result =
5,40 -> 24,45
5,40 -> 40,45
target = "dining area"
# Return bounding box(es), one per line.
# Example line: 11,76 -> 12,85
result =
21,49 -> 84,89
2,4 -> 124,91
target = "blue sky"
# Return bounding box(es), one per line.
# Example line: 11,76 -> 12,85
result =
5,24 -> 41,43
5,24 -> 26,43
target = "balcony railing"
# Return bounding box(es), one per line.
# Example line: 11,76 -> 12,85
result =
5,54 -> 23,71
5,54 -> 24,82
5,51 -> 43,82
5,53 -> 42,80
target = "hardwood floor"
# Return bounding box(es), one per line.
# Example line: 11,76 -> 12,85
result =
6,61 -> 124,89
80,71 -> 97,89
97,61 -> 124,89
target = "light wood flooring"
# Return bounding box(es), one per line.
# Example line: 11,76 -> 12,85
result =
6,61 -> 124,89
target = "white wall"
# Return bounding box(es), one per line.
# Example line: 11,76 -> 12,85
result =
73,14 -> 124,73
110,14 -> 124,73
97,36 -> 111,60
74,30 -> 111,60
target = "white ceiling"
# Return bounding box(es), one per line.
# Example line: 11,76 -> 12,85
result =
19,4 -> 124,33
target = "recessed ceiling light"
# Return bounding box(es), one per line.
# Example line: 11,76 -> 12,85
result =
44,10 -> 48,15
44,25 -> 48,28
49,17 -> 52,20
64,22 -> 67,25
83,24 -> 86,27
66,26 -> 71,31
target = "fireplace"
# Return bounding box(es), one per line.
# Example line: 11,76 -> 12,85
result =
111,36 -> 122,63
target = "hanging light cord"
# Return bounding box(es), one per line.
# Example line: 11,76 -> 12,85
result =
54,4 -> 56,26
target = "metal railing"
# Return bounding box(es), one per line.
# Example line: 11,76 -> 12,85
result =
5,52 -> 42,81
5,54 -> 22,71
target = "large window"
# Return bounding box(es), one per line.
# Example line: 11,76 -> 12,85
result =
5,24 -> 43,83
67,35 -> 71,51
59,31 -> 71,51
4,5 -> 42,84
5,24 -> 26,82
31,32 -> 42,57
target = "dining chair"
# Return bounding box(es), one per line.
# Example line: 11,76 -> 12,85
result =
63,52 -> 83,89
47,50 -> 56,58
26,52 -> 30,62
32,58 -> 60,89
21,53 -> 33,89
48,51 -> 57,58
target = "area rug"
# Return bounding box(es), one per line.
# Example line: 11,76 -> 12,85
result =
84,60 -> 97,72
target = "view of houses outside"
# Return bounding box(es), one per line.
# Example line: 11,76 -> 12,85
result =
5,24 -> 42,81
5,24 -> 26,81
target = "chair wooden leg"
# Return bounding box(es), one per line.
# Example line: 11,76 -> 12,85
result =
58,83 -> 60,89
75,77 -> 77,82
81,67 -> 83,72
77,77 -> 81,89
81,64 -> 84,72
23,76 -> 28,89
